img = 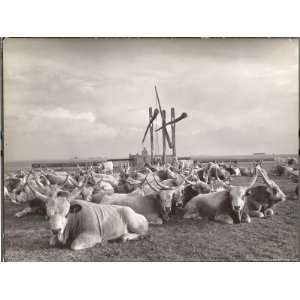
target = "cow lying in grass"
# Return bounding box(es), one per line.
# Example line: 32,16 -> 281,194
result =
27,176 -> 148,250
97,171 -> 185,224
182,168 -> 259,224
246,166 -> 286,218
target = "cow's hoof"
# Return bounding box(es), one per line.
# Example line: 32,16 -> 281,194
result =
257,212 -> 264,218
224,219 -> 234,225
120,236 -> 129,243
242,216 -> 251,223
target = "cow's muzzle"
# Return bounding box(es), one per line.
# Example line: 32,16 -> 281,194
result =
52,228 -> 62,235
233,205 -> 240,211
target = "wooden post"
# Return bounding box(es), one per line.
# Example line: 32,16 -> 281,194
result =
149,107 -> 154,164
162,110 -> 166,165
171,107 -> 176,158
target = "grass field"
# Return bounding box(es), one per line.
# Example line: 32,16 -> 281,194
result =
3,174 -> 299,262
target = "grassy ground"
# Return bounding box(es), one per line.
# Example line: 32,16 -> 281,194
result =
3,176 -> 299,261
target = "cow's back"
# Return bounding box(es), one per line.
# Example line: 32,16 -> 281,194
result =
184,191 -> 229,217
100,193 -> 159,216
66,200 -> 127,243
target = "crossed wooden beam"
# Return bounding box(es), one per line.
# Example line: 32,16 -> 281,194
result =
142,86 -> 188,150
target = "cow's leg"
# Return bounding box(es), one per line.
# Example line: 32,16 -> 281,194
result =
183,212 -> 201,219
70,233 -> 100,251
122,208 -> 149,236
15,206 -> 33,218
249,210 -> 264,218
148,218 -> 163,225
121,233 -> 142,242
49,234 -> 59,246
241,213 -> 251,223
215,214 -> 234,224
147,214 -> 163,225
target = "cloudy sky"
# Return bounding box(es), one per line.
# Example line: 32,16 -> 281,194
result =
4,38 -> 298,161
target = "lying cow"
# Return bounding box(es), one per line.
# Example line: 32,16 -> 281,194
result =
246,166 -> 286,218
182,169 -> 259,224
99,189 -> 180,224
182,180 -> 212,207
96,170 -> 185,224
27,179 -> 148,250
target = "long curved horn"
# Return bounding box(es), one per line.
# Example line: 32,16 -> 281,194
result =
130,172 -> 149,187
61,174 -> 70,188
214,168 -> 231,190
203,168 -> 209,183
64,170 -> 80,188
40,174 -> 51,186
152,174 -> 175,190
248,166 -> 258,188
145,176 -> 160,192
68,174 -> 90,201
178,169 -> 194,185
206,164 -> 214,178
26,172 -> 49,202
256,165 -> 273,187
33,174 -> 48,192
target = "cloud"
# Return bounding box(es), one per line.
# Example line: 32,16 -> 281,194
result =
3,38 -> 298,161
31,107 -> 96,123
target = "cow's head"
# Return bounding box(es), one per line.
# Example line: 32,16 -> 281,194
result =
186,179 -> 211,194
13,190 -> 28,203
145,170 -> 186,220
216,168 -> 259,222
227,186 -> 252,222
10,177 -> 39,203
27,172 -> 88,242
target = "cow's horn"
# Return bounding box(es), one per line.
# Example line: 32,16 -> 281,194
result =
145,177 -> 160,192
152,174 -> 174,190
247,166 -> 259,189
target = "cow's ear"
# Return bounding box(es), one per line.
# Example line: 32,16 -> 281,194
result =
69,204 -> 82,214
245,189 -> 252,196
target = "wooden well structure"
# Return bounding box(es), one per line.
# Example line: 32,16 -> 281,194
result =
142,86 -> 187,165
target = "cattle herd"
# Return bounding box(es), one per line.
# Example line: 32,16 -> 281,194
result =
3,158 -> 298,251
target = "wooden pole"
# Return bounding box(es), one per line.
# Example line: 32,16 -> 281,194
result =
149,107 -> 154,164
162,110 -> 166,165
171,107 -> 176,158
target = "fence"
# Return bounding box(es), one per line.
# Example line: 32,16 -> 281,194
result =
32,158 -> 134,172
